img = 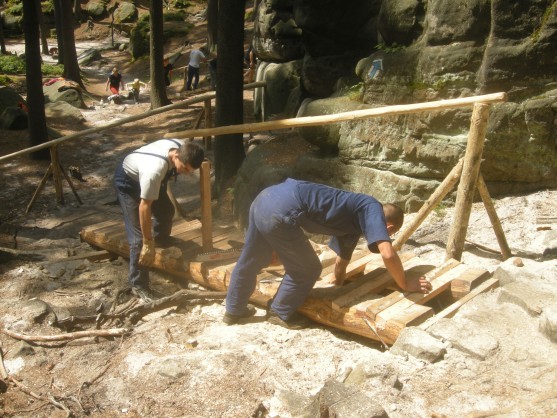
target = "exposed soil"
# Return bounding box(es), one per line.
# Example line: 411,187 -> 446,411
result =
1,7 -> 557,418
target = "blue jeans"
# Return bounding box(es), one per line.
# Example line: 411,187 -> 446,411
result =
186,65 -> 200,90
114,164 -> 174,287
225,183 -> 322,320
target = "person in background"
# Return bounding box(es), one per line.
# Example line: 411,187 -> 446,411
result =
106,67 -> 124,95
114,139 -> 205,302
125,78 -> 147,104
163,58 -> 173,87
185,47 -> 207,91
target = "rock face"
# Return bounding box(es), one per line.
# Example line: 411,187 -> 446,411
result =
246,0 -> 557,213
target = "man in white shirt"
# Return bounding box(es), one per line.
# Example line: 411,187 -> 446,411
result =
114,139 -> 205,302
186,48 -> 207,90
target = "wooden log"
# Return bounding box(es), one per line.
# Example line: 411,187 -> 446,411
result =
476,173 -> 512,260
166,92 -> 507,139
26,164 -> 52,213
419,278 -> 499,330
199,161 -> 213,252
50,147 -> 64,204
393,159 -> 464,251
446,102 -> 491,261
450,267 -> 491,300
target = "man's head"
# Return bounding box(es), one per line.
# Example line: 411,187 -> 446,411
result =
176,142 -> 205,173
383,203 -> 404,236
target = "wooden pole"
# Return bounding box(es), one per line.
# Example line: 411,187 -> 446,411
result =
446,103 -> 491,261
476,173 -> 512,260
393,158 -> 464,251
203,99 -> 212,150
163,92 -> 507,139
49,146 -> 64,204
26,164 -> 52,213
199,161 -> 213,252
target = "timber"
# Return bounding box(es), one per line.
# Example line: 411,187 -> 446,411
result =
165,92 -> 507,139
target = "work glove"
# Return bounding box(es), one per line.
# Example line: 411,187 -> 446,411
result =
139,238 -> 156,266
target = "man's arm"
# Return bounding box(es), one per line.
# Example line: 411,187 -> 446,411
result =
138,199 -> 156,265
377,240 -> 431,293
333,256 -> 350,286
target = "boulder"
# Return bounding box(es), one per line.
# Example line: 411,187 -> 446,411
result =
77,48 -> 103,66
114,2 -> 138,24
43,80 -> 87,109
0,86 -> 26,114
45,102 -> 86,125
0,106 -> 28,130
84,1 -> 106,18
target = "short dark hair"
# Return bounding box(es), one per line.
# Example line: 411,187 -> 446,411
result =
383,203 -> 404,231
179,142 -> 205,169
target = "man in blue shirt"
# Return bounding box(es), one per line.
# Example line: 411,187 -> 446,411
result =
224,179 -> 432,328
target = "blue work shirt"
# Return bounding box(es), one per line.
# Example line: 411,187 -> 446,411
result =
284,179 -> 391,259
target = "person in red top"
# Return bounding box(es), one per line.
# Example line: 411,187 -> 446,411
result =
106,67 -> 124,95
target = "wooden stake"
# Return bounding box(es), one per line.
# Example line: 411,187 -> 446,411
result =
200,160 -> 213,251
476,173 -> 512,260
49,146 -> 64,204
393,158 -> 464,251
446,103 -> 491,261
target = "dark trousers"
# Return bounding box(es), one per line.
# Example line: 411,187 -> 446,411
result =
225,182 -> 322,320
186,65 -> 200,90
114,164 -> 174,287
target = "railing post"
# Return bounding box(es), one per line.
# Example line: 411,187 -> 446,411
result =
199,160 -> 213,252
445,103 -> 491,261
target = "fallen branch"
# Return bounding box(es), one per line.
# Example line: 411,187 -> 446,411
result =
2,327 -> 130,343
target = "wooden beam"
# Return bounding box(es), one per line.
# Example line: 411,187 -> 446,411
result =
200,161 -> 213,252
446,102 -> 491,261
393,158 -> 464,251
476,173 -> 512,260
164,92 -> 507,139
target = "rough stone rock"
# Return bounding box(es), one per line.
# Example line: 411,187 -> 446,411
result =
0,106 -> 28,130
391,327 -> 446,363
498,281 -> 557,317
20,298 -> 56,326
77,48 -> 103,66
45,102 -> 86,125
539,305 -> 557,343
0,86 -> 26,115
427,318 -> 499,360
378,0 -> 424,46
8,341 -> 36,358
302,380 -> 387,418
114,2 -> 137,24
43,81 -> 87,109
84,1 -> 106,18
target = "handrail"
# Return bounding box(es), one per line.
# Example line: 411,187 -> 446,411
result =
163,92 -> 507,139
0,81 -> 266,163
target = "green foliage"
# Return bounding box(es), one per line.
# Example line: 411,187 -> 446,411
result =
245,10 -> 253,20
0,75 -> 13,86
376,42 -> 405,54
164,11 -> 187,21
433,202 -> 447,217
7,2 -> 23,15
0,54 -> 25,74
174,0 -> 192,9
41,63 -> 64,77
345,82 -> 364,102
41,0 -> 55,14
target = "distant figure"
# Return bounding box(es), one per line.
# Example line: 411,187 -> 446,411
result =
49,47 -> 58,56
106,67 -> 124,95
86,16 -> 94,32
126,78 -> 147,104
243,45 -> 256,84
163,58 -> 173,87
185,47 -> 207,91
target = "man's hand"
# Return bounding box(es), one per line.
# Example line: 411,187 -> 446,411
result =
404,275 -> 432,294
139,239 -> 156,266
331,256 -> 350,286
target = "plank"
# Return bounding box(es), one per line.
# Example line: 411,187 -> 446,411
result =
419,278 -> 499,330
331,255 -> 421,310
364,258 -> 461,319
375,304 -> 435,345
450,267 -> 491,300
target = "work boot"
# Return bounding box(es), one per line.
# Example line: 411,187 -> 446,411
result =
266,310 -> 310,330
223,305 -> 257,325
132,285 -> 163,303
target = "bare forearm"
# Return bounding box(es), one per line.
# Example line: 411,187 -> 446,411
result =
382,253 -> 407,290
138,200 -> 153,241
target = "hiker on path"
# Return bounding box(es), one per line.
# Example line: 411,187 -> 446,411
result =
114,139 -> 205,302
126,78 -> 147,104
106,67 -> 124,95
224,179 -> 432,328
185,47 -> 207,91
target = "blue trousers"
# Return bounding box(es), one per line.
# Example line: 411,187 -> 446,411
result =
226,183 -> 322,320
186,65 -> 200,90
114,164 -> 174,287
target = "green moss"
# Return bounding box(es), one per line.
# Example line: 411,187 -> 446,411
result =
376,42 -> 405,54
0,75 -> 13,86
345,82 -> 364,102
164,11 -> 187,21
41,63 -> 64,76
0,55 -> 25,74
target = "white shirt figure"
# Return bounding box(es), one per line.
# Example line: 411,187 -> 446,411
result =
188,49 -> 206,68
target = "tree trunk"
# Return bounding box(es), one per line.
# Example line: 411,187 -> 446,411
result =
149,0 -> 171,109
53,0 -> 64,64
0,13 -> 7,54
207,0 -> 218,51
214,0 -> 246,196
22,0 -> 50,160
74,0 -> 82,22
60,0 -> 84,88
38,2 -> 49,55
